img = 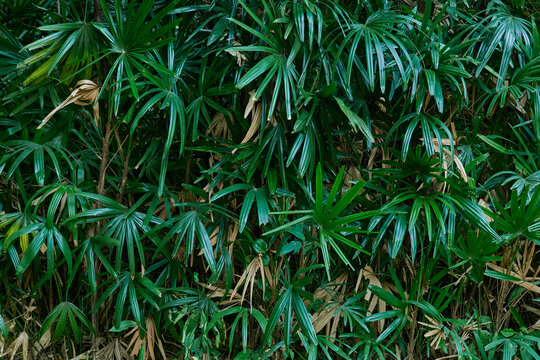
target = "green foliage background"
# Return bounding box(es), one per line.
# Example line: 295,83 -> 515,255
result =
1,0 -> 540,358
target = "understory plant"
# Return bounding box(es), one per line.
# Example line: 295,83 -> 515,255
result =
1,0 -> 540,359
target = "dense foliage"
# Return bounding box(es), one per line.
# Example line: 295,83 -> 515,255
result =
1,0 -> 540,358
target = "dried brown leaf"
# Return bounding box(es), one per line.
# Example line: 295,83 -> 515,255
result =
38,80 -> 100,129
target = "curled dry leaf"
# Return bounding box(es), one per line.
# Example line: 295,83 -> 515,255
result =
234,93 -> 262,153
244,90 -> 256,119
343,166 -> 362,190
530,319 -> 540,331
38,80 -> 100,129
233,91 -> 277,153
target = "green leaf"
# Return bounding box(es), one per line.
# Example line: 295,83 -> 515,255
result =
334,97 -> 374,142
368,285 -> 403,309
292,292 -> 317,345
239,189 -> 256,233
264,289 -> 291,346
0,312 -> 8,339
237,55 -> 279,89
485,270 -> 521,282
211,184 -> 253,202
263,215 -> 312,237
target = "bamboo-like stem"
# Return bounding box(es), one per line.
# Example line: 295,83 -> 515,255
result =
118,135 -> 133,203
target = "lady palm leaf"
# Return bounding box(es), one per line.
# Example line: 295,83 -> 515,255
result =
488,186 -> 540,243
67,193 -> 162,274
151,207 -> 218,272
471,1 -> 533,89
337,8 -> 413,92
1,139 -> 73,185
126,43 -> 187,196
387,113 -> 454,161
95,271 -> 161,329
39,302 -> 93,344
89,0 -> 183,114
5,220 -> 72,277
20,21 -> 105,84
451,229 -> 501,283
0,24 -> 29,80
263,270 -> 318,348
265,164 -> 375,277
67,235 -> 119,293
0,211 -> 36,254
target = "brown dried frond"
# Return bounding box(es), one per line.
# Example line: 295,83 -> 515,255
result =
38,80 -> 100,129
92,337 -> 132,360
235,94 -> 262,152
125,317 -> 166,360
355,266 -> 396,333
314,272 -> 348,303
419,316 -> 447,350
263,264 -> 278,290
1,331 -> 29,360
207,112 -> 233,140
36,328 -> 52,353
514,242 -> 538,280
313,303 -> 340,335
368,145 -> 392,171
233,92 -> 278,153
229,254 -> 267,307
199,283 -> 243,308
312,273 -> 349,338
459,318 -> 488,342
530,318 -> 540,331
244,90 -> 257,119
343,166 -> 362,190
